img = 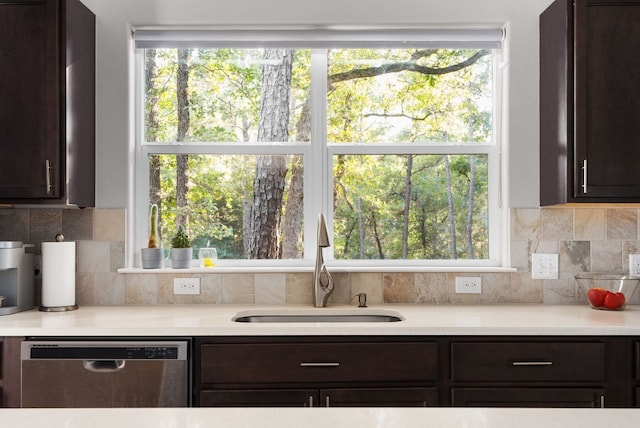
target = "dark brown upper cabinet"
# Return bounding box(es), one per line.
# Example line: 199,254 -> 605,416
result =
0,0 -> 95,207
540,0 -> 640,205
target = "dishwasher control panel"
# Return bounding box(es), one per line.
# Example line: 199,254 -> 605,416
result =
21,341 -> 189,360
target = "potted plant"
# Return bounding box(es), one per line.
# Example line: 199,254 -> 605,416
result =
140,204 -> 164,268
170,225 -> 192,269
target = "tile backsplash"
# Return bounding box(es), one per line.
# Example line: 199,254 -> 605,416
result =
1,207 -> 639,306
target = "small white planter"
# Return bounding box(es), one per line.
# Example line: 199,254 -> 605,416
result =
170,248 -> 193,269
141,248 -> 164,269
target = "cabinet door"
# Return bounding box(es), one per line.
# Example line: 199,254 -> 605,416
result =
540,0 -> 571,205
452,388 -> 605,408
0,0 -> 60,199
635,341 -> 640,381
1,337 -> 22,408
573,0 -> 640,199
200,389 -> 318,407
322,387 -> 438,407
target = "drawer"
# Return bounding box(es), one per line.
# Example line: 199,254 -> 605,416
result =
452,387 -> 605,408
200,342 -> 438,384
451,342 -> 606,382
200,389 -> 317,407
322,387 -> 439,407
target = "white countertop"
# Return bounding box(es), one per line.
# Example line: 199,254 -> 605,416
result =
4,305 -> 640,427
1,304 -> 640,336
1,407 -> 639,428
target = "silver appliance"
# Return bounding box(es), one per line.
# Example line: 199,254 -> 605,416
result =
21,340 -> 190,407
0,241 -> 34,315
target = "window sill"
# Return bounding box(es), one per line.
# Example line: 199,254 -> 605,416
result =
118,266 -> 517,274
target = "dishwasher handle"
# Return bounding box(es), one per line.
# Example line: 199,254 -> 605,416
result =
82,360 -> 126,373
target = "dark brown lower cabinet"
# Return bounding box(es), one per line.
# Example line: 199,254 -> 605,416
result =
200,387 -> 438,407
449,340 -> 612,408
192,335 -> 637,408
452,388 -> 605,408
195,337 -> 440,407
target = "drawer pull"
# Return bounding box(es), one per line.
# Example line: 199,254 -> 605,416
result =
512,361 -> 553,366
300,362 -> 340,367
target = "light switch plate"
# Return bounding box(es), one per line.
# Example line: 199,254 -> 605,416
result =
531,253 -> 559,279
629,254 -> 640,276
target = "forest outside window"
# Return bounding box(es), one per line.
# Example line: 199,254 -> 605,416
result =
134,28 -> 504,266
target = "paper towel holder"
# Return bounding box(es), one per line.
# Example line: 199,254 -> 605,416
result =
39,234 -> 79,312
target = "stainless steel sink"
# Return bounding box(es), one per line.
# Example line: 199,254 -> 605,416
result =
233,309 -> 404,323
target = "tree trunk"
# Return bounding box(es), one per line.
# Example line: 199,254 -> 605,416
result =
247,49 -> 293,259
281,97 -> 310,258
466,118 -> 476,259
176,49 -> 191,229
242,194 -> 251,256
402,154 -> 413,258
371,210 -> 385,259
145,49 -> 163,242
358,197 -> 365,258
419,204 -> 428,257
445,155 -> 457,259
466,156 -> 476,259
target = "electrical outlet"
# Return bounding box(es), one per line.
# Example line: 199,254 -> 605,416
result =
34,255 -> 42,280
173,278 -> 200,295
629,254 -> 640,276
531,253 -> 559,279
455,276 -> 482,294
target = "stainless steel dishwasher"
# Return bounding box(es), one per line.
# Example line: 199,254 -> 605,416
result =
21,340 -> 190,407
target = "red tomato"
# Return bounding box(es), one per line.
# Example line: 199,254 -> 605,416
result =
603,292 -> 625,309
586,288 -> 607,307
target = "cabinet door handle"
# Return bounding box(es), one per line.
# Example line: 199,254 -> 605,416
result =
512,361 -> 553,366
582,159 -> 588,193
45,160 -> 53,194
300,362 -> 340,367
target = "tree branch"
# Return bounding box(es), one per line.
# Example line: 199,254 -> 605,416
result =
328,49 -> 489,86
364,112 -> 431,121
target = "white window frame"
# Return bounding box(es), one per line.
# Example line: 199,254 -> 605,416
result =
132,27 -> 505,269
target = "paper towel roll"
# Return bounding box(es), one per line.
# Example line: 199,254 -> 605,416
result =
41,241 -> 77,309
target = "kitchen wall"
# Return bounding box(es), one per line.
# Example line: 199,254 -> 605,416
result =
8,0 -> 630,307
2,206 -> 639,306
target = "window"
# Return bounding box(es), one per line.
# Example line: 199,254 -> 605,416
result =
134,29 -> 503,267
